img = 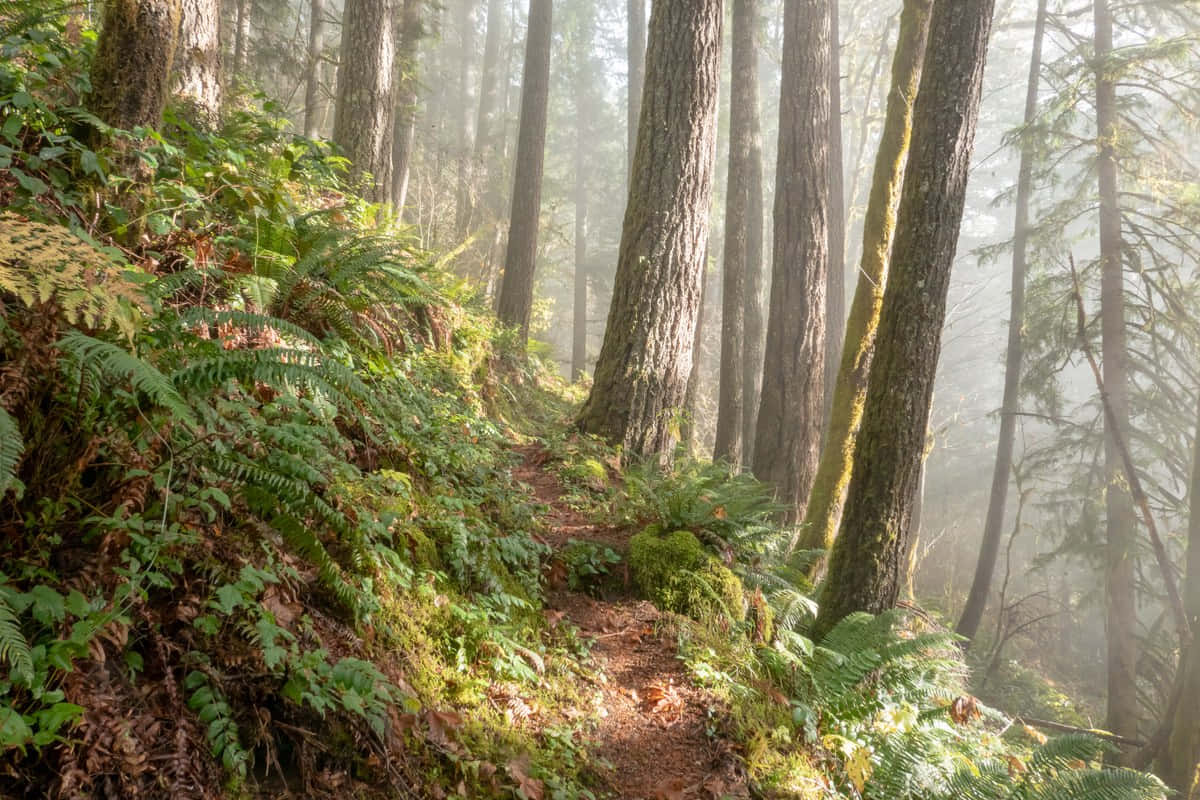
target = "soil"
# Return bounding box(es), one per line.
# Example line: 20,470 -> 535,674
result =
512,445 -> 748,800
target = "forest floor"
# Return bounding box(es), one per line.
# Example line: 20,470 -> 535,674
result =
512,444 -> 749,800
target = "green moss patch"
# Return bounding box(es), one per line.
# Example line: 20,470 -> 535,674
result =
628,529 -> 747,625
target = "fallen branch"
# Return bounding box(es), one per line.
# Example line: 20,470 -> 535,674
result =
1016,716 -> 1147,749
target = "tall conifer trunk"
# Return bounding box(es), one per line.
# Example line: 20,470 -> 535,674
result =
577,0 -> 723,460
795,0 -> 931,560
753,0 -> 832,520
814,0 -> 996,639
173,0 -> 221,128
495,0 -> 553,341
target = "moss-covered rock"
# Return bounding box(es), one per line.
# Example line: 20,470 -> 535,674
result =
629,529 -> 747,624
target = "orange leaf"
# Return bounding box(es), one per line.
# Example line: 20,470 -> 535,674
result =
507,754 -> 545,800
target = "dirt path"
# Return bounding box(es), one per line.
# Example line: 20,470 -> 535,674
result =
512,445 -> 746,800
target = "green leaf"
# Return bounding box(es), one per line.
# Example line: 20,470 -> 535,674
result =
79,149 -> 103,178
11,168 -> 47,196
0,706 -> 32,749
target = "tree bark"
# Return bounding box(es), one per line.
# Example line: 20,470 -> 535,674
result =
577,0 -> 723,460
956,0 -> 1047,644
824,0 -> 846,423
472,0 -> 506,226
813,0 -> 996,640
303,0 -> 326,138
741,18 -> 766,464
684,255 -> 711,456
752,0 -> 832,522
173,0 -> 221,128
713,0 -> 757,466
495,0 -> 553,341
627,0 -> 646,182
88,0 -> 181,133
1095,0 -> 1139,759
333,0 -> 395,205
391,0 -> 422,214
1163,391 -> 1200,795
795,0 -> 931,559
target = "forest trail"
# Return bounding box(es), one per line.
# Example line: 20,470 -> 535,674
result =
512,445 -> 747,800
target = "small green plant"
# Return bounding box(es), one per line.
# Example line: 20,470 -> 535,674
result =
559,539 -> 620,593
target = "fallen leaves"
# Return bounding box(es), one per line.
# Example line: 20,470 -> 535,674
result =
640,681 -> 686,722
949,695 -> 982,725
507,754 -> 545,800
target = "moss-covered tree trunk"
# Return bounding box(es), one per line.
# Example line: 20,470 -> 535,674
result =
303,0 -> 326,138
956,0 -> 1047,644
391,0 -> 423,214
1095,0 -> 1139,758
752,0 -> 832,521
795,0 -> 931,559
577,0 -> 722,460
495,0 -> 552,342
88,0 -> 181,133
333,0 -> 395,205
813,0 -> 995,640
173,0 -> 221,128
1163,393 -> 1200,795
713,0 -> 758,466
741,27 -> 766,464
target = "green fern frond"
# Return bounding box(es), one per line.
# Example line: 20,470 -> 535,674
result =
0,590 -> 34,685
57,331 -> 198,427
0,407 -> 22,495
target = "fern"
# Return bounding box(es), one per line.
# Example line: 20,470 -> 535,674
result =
0,407 -> 21,495
0,590 -> 34,686
57,331 -> 198,427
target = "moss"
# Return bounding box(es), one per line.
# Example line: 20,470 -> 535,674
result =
629,529 -> 746,624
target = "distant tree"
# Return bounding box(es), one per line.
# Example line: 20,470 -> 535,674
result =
470,0 -> 507,230
495,0 -> 553,341
741,8 -> 766,463
303,0 -> 326,138
454,0 -> 477,235
795,0 -> 931,561
173,0 -> 222,128
627,0 -> 646,181
572,4 -> 596,382
88,0 -> 181,133
332,0 -> 395,205
577,0 -> 723,458
1163,392 -> 1200,794
956,0 -> 1048,644
713,0 -> 759,466
391,0 -> 423,213
824,0 -> 846,421
813,0 -> 996,639
1094,0 -> 1139,757
753,0 -> 832,521
232,0 -> 250,76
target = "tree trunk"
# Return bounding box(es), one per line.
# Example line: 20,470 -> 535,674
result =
1163,392 -> 1200,795
795,0 -> 931,559
1096,0 -> 1139,758
233,0 -> 249,76
824,0 -> 846,423
391,0 -> 422,214
173,0 -> 221,128
956,0 -> 1047,644
813,0 -> 995,640
473,0 -> 506,226
741,20 -> 766,464
577,0 -> 723,460
495,0 -> 552,341
454,0 -> 476,234
332,0 -> 394,205
684,255 -> 710,456
88,0 -> 181,133
752,0 -> 832,522
713,0 -> 757,466
627,0 -> 646,182
303,0 -> 326,138
572,9 -> 593,382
